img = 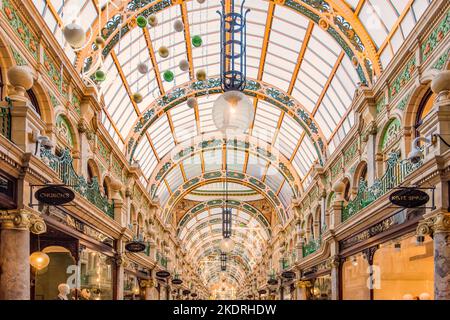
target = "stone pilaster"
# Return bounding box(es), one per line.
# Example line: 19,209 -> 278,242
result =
141,278 -> 157,300
112,252 -> 124,300
417,212 -> 450,300
0,208 -> 46,300
365,121 -> 378,185
295,280 -> 312,300
329,255 -> 340,300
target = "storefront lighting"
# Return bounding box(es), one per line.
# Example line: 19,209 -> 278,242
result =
416,235 -> 425,245
29,251 -> 50,270
394,242 -> 401,252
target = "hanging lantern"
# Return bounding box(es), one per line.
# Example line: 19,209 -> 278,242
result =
163,70 -> 174,82
187,97 -> 197,109
95,69 -> 106,82
220,237 -> 235,253
192,35 -> 203,48
212,90 -> 254,133
137,62 -> 149,74
148,14 -> 158,27
132,92 -> 143,104
197,0 -> 206,4
29,251 -> 50,270
63,22 -> 86,48
179,59 -> 189,72
136,15 -> 147,28
158,46 -> 169,58
174,20 -> 184,32
95,36 -> 105,48
196,69 -> 206,81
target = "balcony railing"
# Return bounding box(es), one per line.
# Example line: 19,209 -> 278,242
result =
0,99 -> 12,140
342,152 -> 423,222
302,237 -> 321,257
40,147 -> 114,218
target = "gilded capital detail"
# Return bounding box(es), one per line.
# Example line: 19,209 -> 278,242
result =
0,209 -> 46,234
417,212 -> 450,237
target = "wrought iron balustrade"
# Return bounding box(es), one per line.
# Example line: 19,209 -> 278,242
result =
40,147 -> 114,218
302,237 -> 322,257
0,99 -> 12,140
342,152 -> 423,222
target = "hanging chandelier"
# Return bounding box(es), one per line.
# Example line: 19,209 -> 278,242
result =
212,0 -> 253,134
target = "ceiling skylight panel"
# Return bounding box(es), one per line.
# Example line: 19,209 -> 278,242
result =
183,154 -> 202,180
391,0 -> 410,14
380,47 -> 393,69
412,0 -> 431,20
203,150 -> 222,172
314,111 -> 333,139
308,31 -> 340,61
227,149 -> 245,172
292,138 -> 316,177
265,168 -> 284,194
276,116 -> 304,159
149,115 -> 175,158
400,10 -> 416,39
198,96 -> 217,133
246,154 -> 266,180
252,101 -> 281,143
165,166 -> 184,192
262,65 -> 291,92
33,0 -> 46,13
345,0 -> 360,10
359,2 -> 388,48
279,181 -> 294,208
156,182 -> 170,205
115,107 -> 138,136
171,105 -> 196,143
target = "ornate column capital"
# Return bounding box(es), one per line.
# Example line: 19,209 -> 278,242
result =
0,208 -> 46,234
140,279 -> 156,288
328,255 -> 341,269
295,280 -> 312,289
417,212 -> 450,236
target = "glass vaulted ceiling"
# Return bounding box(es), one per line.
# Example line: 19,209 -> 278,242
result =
31,0 -> 433,290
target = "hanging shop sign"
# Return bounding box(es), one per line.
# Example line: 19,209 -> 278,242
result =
281,270 -> 296,279
156,270 -> 171,278
172,278 -> 183,285
190,293 -> 198,298
267,278 -> 278,286
258,289 -> 267,295
182,289 -> 191,296
35,185 -> 75,205
389,188 -> 429,208
125,240 -> 147,253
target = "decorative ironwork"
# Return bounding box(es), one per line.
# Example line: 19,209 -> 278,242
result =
222,207 -> 232,238
40,148 -> 114,217
342,152 -> 423,222
218,0 -> 250,91
220,253 -> 227,271
302,237 -> 321,257
0,99 -> 12,140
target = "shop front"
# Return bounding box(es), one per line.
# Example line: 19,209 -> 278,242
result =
299,260 -> 332,300
339,208 -> 433,300
123,263 -> 151,300
31,206 -> 116,300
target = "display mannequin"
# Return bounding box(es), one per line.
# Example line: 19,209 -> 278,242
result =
56,283 -> 70,300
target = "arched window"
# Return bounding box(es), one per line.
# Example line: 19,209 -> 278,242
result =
103,179 -> 109,199
25,89 -> 41,116
415,89 -> 435,137
87,164 -> 95,183
342,178 -> 351,202
0,67 -> 4,101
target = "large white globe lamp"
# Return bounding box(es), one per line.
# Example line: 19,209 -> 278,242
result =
63,22 -> 86,48
212,91 -> 254,133
220,237 -> 235,253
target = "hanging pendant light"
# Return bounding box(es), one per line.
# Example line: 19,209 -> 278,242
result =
95,69 -> 106,82
148,14 -> 158,27
137,62 -> 149,74
219,238 -> 235,253
63,21 -> 86,48
212,90 -> 253,133
136,15 -> 148,28
192,35 -> 203,48
163,70 -> 174,82
174,20 -> 184,32
212,0 -> 252,134
179,59 -> 190,72
29,251 -> 50,270
187,97 -> 198,109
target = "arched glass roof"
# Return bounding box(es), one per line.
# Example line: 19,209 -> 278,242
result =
31,0 -> 434,293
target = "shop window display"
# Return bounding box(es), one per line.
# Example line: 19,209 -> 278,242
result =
342,253 -> 370,300
373,234 -> 433,300
78,248 -> 113,300
124,272 -> 141,300
311,275 -> 332,300
33,246 -> 75,300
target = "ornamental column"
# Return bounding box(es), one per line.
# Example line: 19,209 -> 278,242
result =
0,208 -> 46,300
112,252 -> 125,300
329,254 -> 340,300
364,121 -> 378,185
330,180 -> 345,228
417,212 -> 450,300
295,280 -> 312,300
141,278 -> 157,300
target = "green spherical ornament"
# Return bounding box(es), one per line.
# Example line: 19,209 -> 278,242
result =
192,35 -> 202,48
95,70 -> 106,82
163,70 -> 174,82
136,16 -> 148,28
